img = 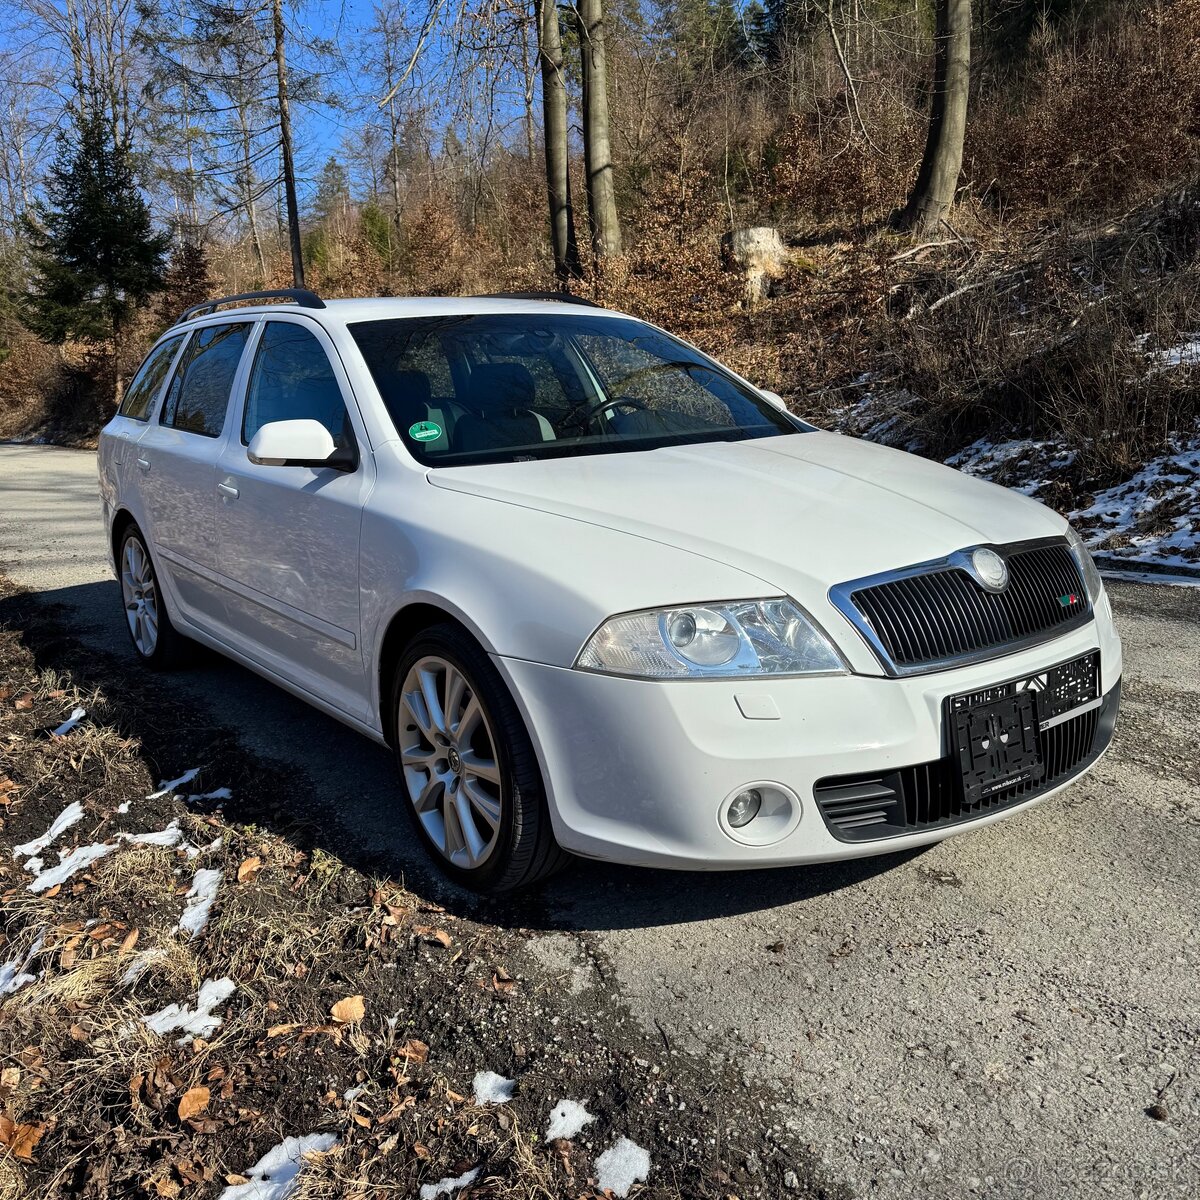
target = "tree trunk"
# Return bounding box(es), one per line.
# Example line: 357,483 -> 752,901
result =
272,0 -> 305,287
536,0 -> 581,283
896,0 -> 971,237
576,0 -> 622,262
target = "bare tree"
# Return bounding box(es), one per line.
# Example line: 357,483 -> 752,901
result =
576,0 -> 622,261
272,0 -> 304,285
536,0 -> 580,281
896,0 -> 971,236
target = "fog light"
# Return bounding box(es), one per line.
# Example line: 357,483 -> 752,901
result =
727,788 -> 762,828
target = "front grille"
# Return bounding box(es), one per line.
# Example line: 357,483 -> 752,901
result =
814,681 -> 1119,842
834,540 -> 1090,675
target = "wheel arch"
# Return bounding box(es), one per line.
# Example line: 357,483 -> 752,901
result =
110,507 -> 139,563
375,599 -> 492,745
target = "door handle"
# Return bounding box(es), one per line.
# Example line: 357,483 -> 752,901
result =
135,456 -> 150,472
217,482 -> 239,500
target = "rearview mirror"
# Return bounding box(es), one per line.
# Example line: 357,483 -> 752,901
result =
247,419 -> 353,470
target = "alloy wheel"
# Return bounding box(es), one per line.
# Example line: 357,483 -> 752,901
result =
120,537 -> 159,657
398,655 -> 504,869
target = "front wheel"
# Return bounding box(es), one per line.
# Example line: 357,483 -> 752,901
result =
391,624 -> 568,893
117,524 -> 188,669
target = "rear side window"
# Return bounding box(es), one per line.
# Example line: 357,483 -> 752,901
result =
161,322 -> 251,437
118,335 -> 184,421
242,322 -> 350,446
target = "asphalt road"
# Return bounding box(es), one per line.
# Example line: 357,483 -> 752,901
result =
2,443 -> 1197,1199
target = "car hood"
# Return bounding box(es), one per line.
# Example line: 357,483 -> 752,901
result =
428,432 -> 1065,656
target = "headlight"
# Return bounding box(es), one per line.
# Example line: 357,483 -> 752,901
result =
1065,524 -> 1104,605
576,598 -> 847,678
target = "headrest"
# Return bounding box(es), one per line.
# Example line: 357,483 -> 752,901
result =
380,368 -> 432,410
463,362 -> 536,416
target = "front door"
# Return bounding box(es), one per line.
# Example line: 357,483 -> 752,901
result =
214,317 -> 371,721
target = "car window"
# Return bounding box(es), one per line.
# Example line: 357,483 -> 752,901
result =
242,322 -> 351,447
161,322 -> 251,437
348,313 -> 798,466
118,335 -> 185,421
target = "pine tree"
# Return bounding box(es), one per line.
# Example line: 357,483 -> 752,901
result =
156,239 -> 213,328
21,107 -> 169,401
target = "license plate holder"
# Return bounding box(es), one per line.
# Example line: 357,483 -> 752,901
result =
945,650 -> 1101,806
950,690 -> 1044,806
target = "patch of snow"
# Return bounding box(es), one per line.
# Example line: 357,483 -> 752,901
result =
946,437 -> 1076,497
1099,568 -> 1200,589
143,976 -> 235,1043
24,856 -> 43,874
51,707 -> 87,737
121,948 -> 168,986
184,787 -> 232,806
116,801 -> 131,814
147,768 -> 201,799
1071,438 -> 1200,569
27,842 -> 116,892
216,1132 -> 337,1200
472,1070 -> 515,1105
0,935 -> 44,995
120,820 -> 184,848
14,801 -> 84,859
419,1168 -> 480,1200
176,868 -> 222,938
595,1138 -> 651,1197
342,1084 -> 366,1102
546,1098 -> 595,1142
1142,333 -> 1200,372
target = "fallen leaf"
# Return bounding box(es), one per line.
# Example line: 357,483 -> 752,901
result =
492,970 -> 516,996
119,929 -> 139,955
352,1113 -> 371,1128
396,1038 -> 429,1063
178,1086 -> 210,1120
1,1067 -> 20,1089
224,1176 -> 249,1187
413,1142 -> 431,1159
267,1022 -> 301,1038
68,1024 -> 88,1043
0,1115 -> 46,1160
236,856 -> 262,883
414,925 -> 452,947
330,995 -> 365,1024
13,695 -> 33,710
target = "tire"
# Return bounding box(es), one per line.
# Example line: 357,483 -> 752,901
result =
116,523 -> 189,670
390,623 -> 569,893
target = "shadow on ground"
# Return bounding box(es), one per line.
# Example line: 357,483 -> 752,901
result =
1,578 -> 922,937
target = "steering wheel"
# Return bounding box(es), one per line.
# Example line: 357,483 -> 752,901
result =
585,394 -> 651,426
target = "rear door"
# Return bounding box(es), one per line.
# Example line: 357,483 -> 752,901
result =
135,319 -> 254,632
99,333 -> 188,542
214,317 -> 372,720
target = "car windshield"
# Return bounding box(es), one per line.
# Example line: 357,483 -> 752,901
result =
348,312 -> 801,465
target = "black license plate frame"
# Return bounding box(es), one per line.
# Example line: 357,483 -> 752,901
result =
945,650 -> 1101,806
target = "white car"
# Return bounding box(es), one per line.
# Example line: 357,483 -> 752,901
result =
98,289 -> 1122,892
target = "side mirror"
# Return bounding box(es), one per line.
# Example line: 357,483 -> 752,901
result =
247,419 -> 353,470
760,389 -> 788,412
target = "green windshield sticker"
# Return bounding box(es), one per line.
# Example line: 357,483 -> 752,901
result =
408,420 -> 442,442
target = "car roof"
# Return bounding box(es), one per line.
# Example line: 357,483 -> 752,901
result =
174,295 -> 634,330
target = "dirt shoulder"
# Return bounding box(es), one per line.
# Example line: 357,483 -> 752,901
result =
0,577 -> 846,1200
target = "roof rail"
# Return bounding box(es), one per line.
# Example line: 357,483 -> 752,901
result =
476,290 -> 604,309
176,288 -> 326,325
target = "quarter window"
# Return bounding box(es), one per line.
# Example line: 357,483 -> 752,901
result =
242,322 -> 351,447
118,335 -> 184,421
161,322 -> 251,437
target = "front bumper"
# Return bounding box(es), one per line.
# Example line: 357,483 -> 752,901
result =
496,596 -> 1123,870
